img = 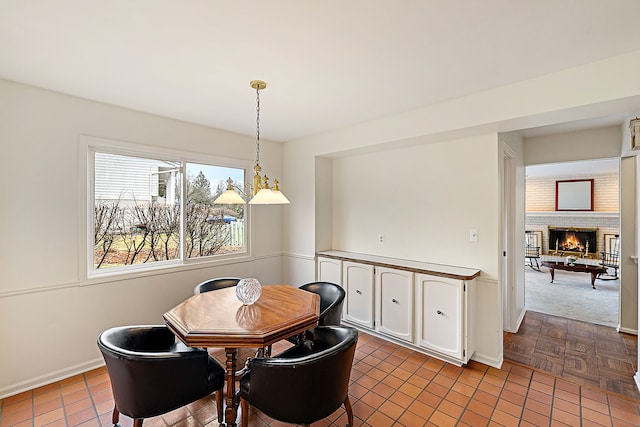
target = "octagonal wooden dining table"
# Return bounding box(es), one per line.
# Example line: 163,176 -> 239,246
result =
163,284 -> 319,427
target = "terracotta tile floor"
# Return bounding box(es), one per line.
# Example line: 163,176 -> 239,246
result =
2,327 -> 640,427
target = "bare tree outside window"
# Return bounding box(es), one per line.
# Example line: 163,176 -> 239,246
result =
92,152 -> 246,272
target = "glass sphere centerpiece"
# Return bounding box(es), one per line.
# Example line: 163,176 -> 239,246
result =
236,278 -> 262,305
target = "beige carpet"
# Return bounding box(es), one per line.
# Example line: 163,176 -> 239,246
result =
525,261 -> 619,328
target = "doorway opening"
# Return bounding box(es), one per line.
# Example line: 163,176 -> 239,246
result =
524,158 -> 620,328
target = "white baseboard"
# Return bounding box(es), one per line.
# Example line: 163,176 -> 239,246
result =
617,325 -> 638,335
0,358 -> 104,400
515,309 -> 526,331
471,352 -> 503,369
635,372 -> 640,394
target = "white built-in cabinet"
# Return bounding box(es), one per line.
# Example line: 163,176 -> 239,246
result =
316,250 -> 480,366
316,256 -> 342,285
415,274 -> 475,362
343,261 -> 375,328
376,267 -> 413,343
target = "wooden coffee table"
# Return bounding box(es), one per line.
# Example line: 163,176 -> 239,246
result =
541,261 -> 607,289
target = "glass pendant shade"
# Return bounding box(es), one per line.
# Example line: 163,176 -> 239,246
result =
213,189 -> 246,204
269,179 -> 290,204
248,188 -> 290,204
268,189 -> 290,204
213,177 -> 247,204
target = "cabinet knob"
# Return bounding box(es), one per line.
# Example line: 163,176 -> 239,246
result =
437,310 -> 443,315
392,298 -> 399,304
356,289 -> 362,295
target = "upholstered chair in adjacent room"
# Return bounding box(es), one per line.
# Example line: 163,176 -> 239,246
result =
239,326 -> 358,427
97,325 -> 225,427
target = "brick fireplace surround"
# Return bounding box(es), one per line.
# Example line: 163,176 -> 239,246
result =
526,173 -> 619,257
527,212 -> 619,256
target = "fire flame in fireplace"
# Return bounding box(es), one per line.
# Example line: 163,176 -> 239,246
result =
550,228 -> 594,256
560,232 -> 584,251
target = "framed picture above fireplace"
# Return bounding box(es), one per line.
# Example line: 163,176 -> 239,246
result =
555,179 -> 594,211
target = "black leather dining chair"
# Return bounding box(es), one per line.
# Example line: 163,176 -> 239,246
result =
239,326 -> 358,427
299,281 -> 346,326
97,325 -> 225,427
193,277 -> 241,294
286,281 -> 346,344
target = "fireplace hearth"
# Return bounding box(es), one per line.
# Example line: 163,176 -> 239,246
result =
548,226 -> 597,258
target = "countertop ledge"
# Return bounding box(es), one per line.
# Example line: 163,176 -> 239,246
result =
316,250 -> 481,281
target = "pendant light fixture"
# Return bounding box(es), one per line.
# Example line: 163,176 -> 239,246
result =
213,177 -> 247,204
214,80 -> 290,205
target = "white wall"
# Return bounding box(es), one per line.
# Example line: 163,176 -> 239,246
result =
283,50 -> 640,368
500,132 -> 526,333
325,133 -> 504,366
331,136 -> 499,273
314,157 -> 333,252
524,126 -> 622,166
636,155 -> 640,391
619,116 -> 640,334
0,79 -> 286,397
621,156 -> 638,332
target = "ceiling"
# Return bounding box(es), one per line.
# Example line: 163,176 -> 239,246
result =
526,158 -> 620,178
2,1 -> 640,142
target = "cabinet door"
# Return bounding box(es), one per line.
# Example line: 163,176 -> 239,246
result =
376,267 -> 413,342
317,257 -> 342,285
343,261 -> 374,328
416,274 -> 464,360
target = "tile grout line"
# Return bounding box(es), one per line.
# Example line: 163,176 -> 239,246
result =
413,355 -> 470,425
356,344 -> 417,425
489,364 -> 525,425
605,393 -> 615,427
58,381 -> 69,427
441,362 -> 485,426
408,352 -> 449,425
405,355 -> 447,425
548,375 -> 557,427
82,373 -> 104,427
505,364 -> 533,425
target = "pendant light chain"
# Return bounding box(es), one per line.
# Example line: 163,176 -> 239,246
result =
214,79 -> 288,205
255,86 -> 261,166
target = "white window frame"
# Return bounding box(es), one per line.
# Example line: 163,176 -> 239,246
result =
79,135 -> 252,282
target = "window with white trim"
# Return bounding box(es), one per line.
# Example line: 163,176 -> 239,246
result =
90,147 -> 247,275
